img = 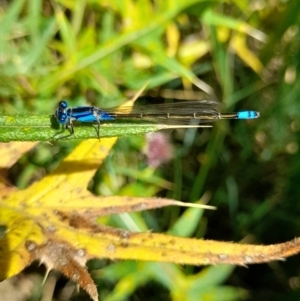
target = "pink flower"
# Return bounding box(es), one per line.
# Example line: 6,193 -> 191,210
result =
143,132 -> 173,167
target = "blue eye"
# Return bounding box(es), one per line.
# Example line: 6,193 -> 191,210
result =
57,113 -> 67,124
59,101 -> 68,109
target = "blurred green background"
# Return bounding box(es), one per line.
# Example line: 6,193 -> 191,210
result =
1,0 -> 300,300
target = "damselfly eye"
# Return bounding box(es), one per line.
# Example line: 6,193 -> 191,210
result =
59,100 -> 68,108
58,113 -> 67,123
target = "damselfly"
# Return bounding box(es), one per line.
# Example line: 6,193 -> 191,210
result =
55,100 -> 259,138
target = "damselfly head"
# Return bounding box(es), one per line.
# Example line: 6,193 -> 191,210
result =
55,100 -> 69,124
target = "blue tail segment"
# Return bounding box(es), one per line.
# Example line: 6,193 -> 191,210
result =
237,111 -> 260,119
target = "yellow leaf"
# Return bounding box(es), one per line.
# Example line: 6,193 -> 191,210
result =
230,32 -> 264,74
178,39 -> 211,66
1,138 -> 300,301
166,22 -> 180,57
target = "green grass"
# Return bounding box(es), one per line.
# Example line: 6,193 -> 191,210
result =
1,0 -> 300,300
